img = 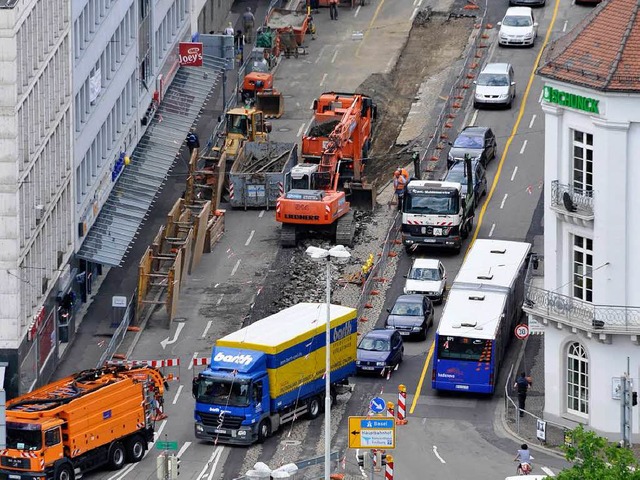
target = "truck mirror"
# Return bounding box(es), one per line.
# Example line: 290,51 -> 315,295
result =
192,378 -> 200,398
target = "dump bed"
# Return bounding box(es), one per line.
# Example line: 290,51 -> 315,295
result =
228,142 -> 298,209
265,9 -> 310,46
215,303 -> 357,408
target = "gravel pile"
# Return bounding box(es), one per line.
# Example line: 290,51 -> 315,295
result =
308,120 -> 340,138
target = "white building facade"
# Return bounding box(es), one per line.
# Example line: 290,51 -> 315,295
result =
0,0 -> 75,395
525,0 -> 640,441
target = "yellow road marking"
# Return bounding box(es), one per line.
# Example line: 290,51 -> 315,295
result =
355,0 -> 388,58
409,0 -> 562,412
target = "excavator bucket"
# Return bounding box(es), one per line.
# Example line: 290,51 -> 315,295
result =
256,90 -> 284,119
346,181 -> 377,211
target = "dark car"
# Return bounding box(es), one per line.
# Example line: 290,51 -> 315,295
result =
447,126 -> 497,168
385,294 -> 434,340
509,0 -> 545,7
356,329 -> 404,375
444,158 -> 488,208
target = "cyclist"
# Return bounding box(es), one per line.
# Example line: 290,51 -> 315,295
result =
514,443 -> 532,475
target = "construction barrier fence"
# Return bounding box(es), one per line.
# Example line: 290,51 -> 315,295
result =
96,293 -> 136,368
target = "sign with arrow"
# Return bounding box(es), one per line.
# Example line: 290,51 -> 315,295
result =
369,396 -> 386,414
348,416 -> 395,449
161,322 -> 185,350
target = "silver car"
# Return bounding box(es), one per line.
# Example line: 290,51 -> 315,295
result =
474,63 -> 516,109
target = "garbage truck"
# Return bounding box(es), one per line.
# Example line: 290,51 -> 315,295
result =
0,364 -> 166,480
192,303 -> 358,445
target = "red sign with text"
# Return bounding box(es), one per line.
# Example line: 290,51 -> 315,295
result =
179,42 -> 203,67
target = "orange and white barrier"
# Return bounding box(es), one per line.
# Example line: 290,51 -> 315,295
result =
385,454 -> 394,480
397,384 -> 408,425
192,357 -> 209,367
386,401 -> 395,420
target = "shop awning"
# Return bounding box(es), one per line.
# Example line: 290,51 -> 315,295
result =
77,57 -> 225,267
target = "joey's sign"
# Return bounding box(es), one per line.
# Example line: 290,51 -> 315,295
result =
179,42 -> 203,67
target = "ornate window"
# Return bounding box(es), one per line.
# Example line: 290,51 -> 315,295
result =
567,342 -> 589,416
572,235 -> 593,302
572,130 -> 593,192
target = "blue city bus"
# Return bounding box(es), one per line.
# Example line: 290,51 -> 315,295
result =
432,240 -> 531,394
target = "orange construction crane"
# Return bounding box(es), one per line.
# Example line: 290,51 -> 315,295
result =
275,92 -> 376,247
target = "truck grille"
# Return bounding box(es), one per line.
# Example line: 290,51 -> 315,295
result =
1,456 -> 30,469
199,412 -> 244,429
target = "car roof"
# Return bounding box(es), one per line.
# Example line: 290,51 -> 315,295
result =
448,158 -> 481,172
480,62 -> 511,74
505,6 -> 533,16
394,294 -> 424,303
361,329 -> 395,339
411,258 -> 441,269
460,125 -> 490,136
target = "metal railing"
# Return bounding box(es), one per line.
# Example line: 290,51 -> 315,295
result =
96,293 -> 136,368
524,256 -> 640,333
550,180 -> 594,217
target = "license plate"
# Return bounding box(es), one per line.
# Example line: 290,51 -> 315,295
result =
433,228 -> 442,235
423,238 -> 436,243
361,366 -> 374,371
9,475 -> 21,480
399,331 -> 410,336
214,428 -> 228,434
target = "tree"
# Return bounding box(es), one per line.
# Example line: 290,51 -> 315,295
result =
555,425 -> 640,480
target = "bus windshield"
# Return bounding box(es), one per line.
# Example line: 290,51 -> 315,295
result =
195,377 -> 251,407
437,336 -> 492,362
404,192 -> 459,215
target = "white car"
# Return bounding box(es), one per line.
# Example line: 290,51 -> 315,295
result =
498,7 -> 538,47
403,258 -> 446,304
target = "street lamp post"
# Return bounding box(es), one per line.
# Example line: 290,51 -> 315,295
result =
305,245 -> 351,480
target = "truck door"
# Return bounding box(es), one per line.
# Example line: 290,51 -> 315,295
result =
252,381 -> 264,414
43,426 -> 64,465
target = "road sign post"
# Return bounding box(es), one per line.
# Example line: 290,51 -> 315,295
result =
348,417 -> 396,449
514,323 -> 530,340
369,396 -> 387,414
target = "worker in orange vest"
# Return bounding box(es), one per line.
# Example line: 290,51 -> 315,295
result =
393,169 -> 407,211
397,166 -> 410,184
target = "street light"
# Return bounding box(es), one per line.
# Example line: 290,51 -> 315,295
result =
305,245 -> 351,480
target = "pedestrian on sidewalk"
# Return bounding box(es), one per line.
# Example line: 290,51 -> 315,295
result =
329,0 -> 338,20
186,131 -> 200,155
224,22 -> 235,36
514,372 -> 532,417
243,7 -> 256,44
234,29 -> 245,62
393,169 -> 407,211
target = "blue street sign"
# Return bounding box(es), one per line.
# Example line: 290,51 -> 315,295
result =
369,396 -> 386,414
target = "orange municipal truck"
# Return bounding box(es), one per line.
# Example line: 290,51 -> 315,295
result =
0,364 -> 166,480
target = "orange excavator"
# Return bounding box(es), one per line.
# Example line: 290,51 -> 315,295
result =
275,92 -> 376,247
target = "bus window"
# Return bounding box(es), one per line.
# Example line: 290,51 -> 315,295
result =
437,336 -> 491,361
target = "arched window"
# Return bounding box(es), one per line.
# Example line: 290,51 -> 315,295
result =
567,342 -> 589,416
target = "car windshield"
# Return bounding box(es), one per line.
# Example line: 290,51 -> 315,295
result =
391,301 -> 422,316
359,337 -> 390,351
195,377 -> 251,407
477,73 -> 509,87
409,267 -> 440,281
6,428 -> 42,451
404,192 -> 459,215
452,134 -> 483,149
503,15 -> 532,27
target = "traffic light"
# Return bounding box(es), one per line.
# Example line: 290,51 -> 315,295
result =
156,454 -> 167,480
168,454 -> 180,479
356,452 -> 369,468
633,391 -> 638,407
380,453 -> 389,466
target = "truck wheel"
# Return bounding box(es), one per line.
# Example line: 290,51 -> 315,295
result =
307,396 -> 321,419
55,463 -> 73,480
108,442 -> 126,470
125,435 -> 146,463
257,419 -> 271,443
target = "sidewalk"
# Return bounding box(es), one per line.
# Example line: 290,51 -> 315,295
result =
54,0 -> 274,379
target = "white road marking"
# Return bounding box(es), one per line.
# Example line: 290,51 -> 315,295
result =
500,194 -> 508,209
528,114 -> 536,129
432,445 -> 446,464
231,259 -> 241,276
354,5 -> 361,17
188,352 -> 198,370
541,466 -> 555,477
511,166 -> 518,181
206,446 -> 225,480
245,229 -> 255,246
413,0 -> 419,5
519,139 -> 528,154
214,283 -> 219,288
562,20 -> 568,32
296,123 -> 306,138
177,441 -> 192,459
196,446 -> 224,480
469,109 -> 478,127
172,385 -> 184,405
153,420 -> 168,442
356,449 -> 368,477
538,90 -> 543,103
331,49 -> 339,63
417,0 -> 423,5
108,463 -> 135,480
488,223 -> 495,237
310,100 -> 315,109
258,210 -> 265,218
160,322 -> 185,349
202,320 -> 212,339
216,294 -> 224,306
315,45 -> 327,64
319,73 -> 328,87
410,7 -> 418,21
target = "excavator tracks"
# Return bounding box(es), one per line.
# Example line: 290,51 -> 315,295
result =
335,211 -> 356,247
280,223 -> 298,247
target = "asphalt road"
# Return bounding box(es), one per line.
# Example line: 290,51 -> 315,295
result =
86,0 -> 598,479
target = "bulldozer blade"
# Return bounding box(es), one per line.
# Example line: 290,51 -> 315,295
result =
346,182 -> 377,211
256,92 -> 284,119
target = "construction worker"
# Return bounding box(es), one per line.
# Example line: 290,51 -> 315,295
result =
393,169 -> 407,211
329,0 -> 339,20
397,165 -> 410,184
243,7 -> 256,44
186,131 -> 200,155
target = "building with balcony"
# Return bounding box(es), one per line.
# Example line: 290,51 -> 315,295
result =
525,0 -> 640,441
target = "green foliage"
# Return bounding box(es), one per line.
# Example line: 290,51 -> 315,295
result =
555,425 -> 640,480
